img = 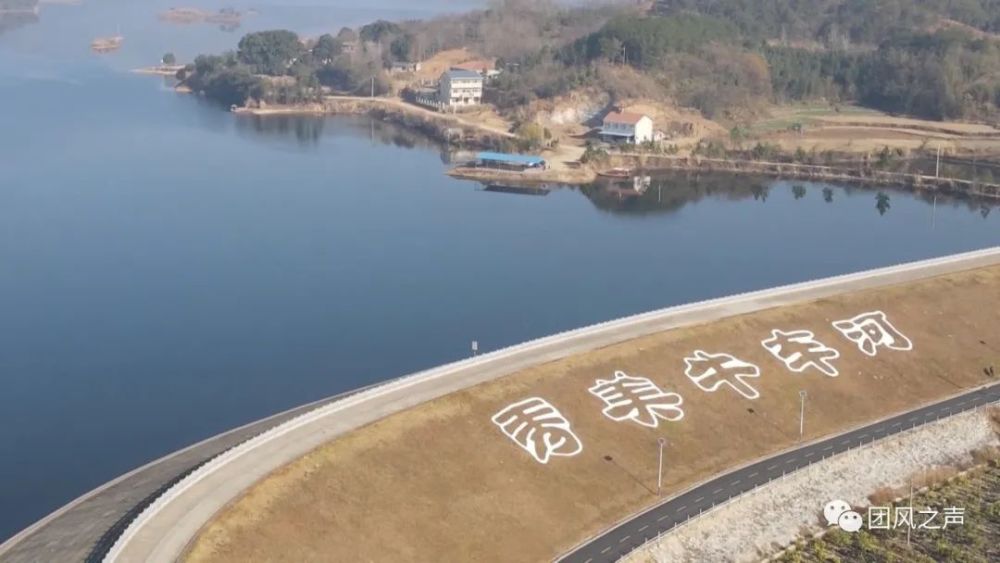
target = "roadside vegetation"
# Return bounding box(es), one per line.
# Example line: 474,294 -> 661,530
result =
778,451 -> 1000,563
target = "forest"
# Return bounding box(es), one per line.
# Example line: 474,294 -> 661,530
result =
179,0 -> 1000,123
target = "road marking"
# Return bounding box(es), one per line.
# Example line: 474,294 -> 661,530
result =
677,505 -> 687,512
840,439 -> 851,445
748,471 -> 758,478
891,422 -> 901,427
822,445 -> 832,451
786,458 -> 795,464
619,535 -> 630,543
805,452 -> 814,458
713,488 -> 723,495
694,496 -> 703,503
767,464 -> 778,471
601,547 -> 611,554
585,559 -> 593,563
658,514 -> 670,522
638,525 -> 648,532
732,479 -> 741,486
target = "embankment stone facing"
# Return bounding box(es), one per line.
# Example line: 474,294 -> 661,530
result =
623,408 -> 1000,563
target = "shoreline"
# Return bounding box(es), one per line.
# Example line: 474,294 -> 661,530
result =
131,65 -> 184,77
174,91 -> 1000,197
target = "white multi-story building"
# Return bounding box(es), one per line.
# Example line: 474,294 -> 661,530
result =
600,111 -> 654,144
438,69 -> 484,109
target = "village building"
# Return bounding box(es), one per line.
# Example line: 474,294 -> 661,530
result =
438,69 -> 484,109
453,60 -> 502,80
600,110 -> 655,144
390,61 -> 422,74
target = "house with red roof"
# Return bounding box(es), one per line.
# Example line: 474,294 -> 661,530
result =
600,110 -> 654,144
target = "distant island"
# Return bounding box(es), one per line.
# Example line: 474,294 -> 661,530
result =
159,7 -> 248,31
0,0 -> 38,35
0,0 -> 38,13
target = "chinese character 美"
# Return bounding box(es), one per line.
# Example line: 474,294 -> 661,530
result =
894,506 -> 914,529
491,397 -> 583,465
761,329 -> 841,377
832,311 -> 913,357
683,350 -> 761,400
918,508 -> 941,530
943,507 -> 965,528
868,506 -> 891,530
588,371 -> 684,428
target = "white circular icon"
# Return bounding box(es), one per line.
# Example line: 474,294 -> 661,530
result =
837,510 -> 864,533
823,499 -> 851,526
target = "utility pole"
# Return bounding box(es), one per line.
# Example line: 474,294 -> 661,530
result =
907,475 -> 913,547
936,145 -> 942,178
798,390 -> 808,440
657,438 -> 667,494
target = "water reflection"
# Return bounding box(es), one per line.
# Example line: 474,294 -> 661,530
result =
574,171 -> 997,220
0,9 -> 38,36
176,111 -> 1000,224
231,114 -> 447,153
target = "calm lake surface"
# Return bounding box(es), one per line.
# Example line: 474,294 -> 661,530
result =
1,0 -> 998,543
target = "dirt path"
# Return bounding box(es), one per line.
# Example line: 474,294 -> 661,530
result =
324,95 -> 516,139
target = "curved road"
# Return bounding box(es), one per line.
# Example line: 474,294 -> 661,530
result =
559,383 -> 1000,563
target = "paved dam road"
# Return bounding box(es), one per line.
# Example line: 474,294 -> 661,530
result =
0,384 -> 382,563
560,383 -> 1000,563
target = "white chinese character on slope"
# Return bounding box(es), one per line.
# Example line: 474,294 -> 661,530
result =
918,508 -> 941,530
868,506 -> 891,530
588,371 -> 684,428
683,350 -> 761,400
894,506 -> 914,529
491,397 -> 583,465
943,507 -> 965,528
761,329 -> 841,377
833,311 -> 913,357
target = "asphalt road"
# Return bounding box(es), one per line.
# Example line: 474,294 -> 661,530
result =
560,383 -> 1000,563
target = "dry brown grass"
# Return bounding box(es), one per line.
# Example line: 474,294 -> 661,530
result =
186,266 -> 1000,563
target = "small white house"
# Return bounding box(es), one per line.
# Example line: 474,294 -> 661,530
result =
438,69 -> 484,109
600,111 -> 654,144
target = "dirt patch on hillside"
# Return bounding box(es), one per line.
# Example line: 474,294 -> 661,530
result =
185,266 -> 1000,563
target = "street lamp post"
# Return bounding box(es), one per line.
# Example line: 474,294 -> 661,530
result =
657,438 -> 667,494
799,390 -> 808,440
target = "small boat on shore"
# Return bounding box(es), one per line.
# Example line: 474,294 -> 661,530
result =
597,167 -> 633,179
91,35 -> 123,53
483,183 -> 550,196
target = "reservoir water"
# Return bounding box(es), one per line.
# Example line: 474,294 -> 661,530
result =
1,0 -> 998,543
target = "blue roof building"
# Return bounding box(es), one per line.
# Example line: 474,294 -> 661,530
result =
476,152 -> 547,170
